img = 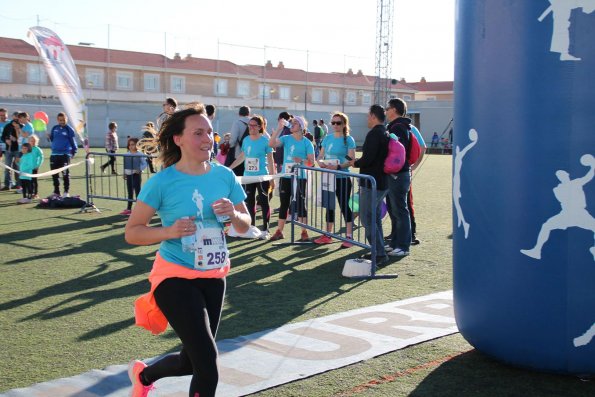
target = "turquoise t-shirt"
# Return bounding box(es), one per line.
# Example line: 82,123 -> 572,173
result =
18,152 -> 36,179
31,146 -> 44,169
241,135 -> 273,176
321,134 -> 356,177
137,162 -> 247,269
279,135 -> 315,179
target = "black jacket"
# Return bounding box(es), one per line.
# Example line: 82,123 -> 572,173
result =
2,121 -> 21,152
354,123 -> 389,190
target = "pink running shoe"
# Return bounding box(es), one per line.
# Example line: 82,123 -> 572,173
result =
313,235 -> 333,244
120,209 -> 132,216
128,360 -> 154,397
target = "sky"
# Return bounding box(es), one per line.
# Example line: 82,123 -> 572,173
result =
0,0 -> 455,82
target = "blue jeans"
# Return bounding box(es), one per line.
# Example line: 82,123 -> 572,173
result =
3,150 -> 19,187
360,186 -> 387,257
387,171 -> 411,251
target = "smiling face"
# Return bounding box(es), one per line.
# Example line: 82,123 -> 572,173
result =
173,114 -> 213,162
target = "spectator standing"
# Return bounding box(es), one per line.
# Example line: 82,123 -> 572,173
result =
125,104 -> 250,397
269,116 -> 315,242
120,137 -> 147,216
229,115 -> 276,238
1,111 -> 22,190
349,105 -> 390,266
101,121 -> 119,174
28,134 -> 44,199
225,105 -> 251,176
0,108 -> 8,159
48,112 -> 77,198
156,97 -> 177,131
141,122 -> 157,173
314,112 -> 357,248
272,112 -> 292,173
431,132 -> 440,148
385,98 -> 413,257
16,143 -> 35,204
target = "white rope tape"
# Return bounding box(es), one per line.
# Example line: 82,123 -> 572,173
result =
237,173 -> 291,184
0,157 -> 94,178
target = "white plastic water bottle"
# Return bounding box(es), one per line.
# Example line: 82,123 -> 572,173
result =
180,216 -> 196,252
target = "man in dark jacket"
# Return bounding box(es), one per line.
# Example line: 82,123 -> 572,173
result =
1,111 -> 22,190
351,104 -> 390,266
385,98 -> 412,257
49,112 -> 77,197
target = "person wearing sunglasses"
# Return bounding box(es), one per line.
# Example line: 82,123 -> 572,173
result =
314,112 -> 356,248
229,115 -> 276,239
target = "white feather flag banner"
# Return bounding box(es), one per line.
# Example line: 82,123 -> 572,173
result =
27,26 -> 89,148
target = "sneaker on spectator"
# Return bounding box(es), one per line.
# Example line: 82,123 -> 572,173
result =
17,197 -> 28,204
314,235 -> 333,244
259,231 -> 271,240
269,229 -> 284,241
127,360 -> 154,397
32,194 -> 40,199
411,237 -> 421,245
384,244 -> 394,252
120,209 -> 132,216
15,187 -> 23,194
340,240 -> 354,249
388,248 -> 409,257
63,192 -> 70,198
299,230 -> 310,242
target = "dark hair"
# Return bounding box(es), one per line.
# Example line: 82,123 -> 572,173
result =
312,119 -> 318,125
387,98 -> 407,116
0,108 -> 6,113
57,112 -> 66,118
165,97 -> 177,107
278,111 -> 290,120
157,103 -> 206,167
108,121 -> 117,130
21,142 -> 32,151
319,119 -> 324,123
239,106 -> 250,117
206,104 -> 216,117
250,115 -> 265,134
369,104 -> 386,123
127,136 -> 139,150
17,112 -> 29,119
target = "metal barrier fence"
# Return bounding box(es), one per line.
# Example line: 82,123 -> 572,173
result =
82,151 -> 155,213
81,155 -> 396,278
287,165 -> 397,279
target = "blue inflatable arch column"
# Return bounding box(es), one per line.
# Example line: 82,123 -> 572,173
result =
454,1 -> 595,375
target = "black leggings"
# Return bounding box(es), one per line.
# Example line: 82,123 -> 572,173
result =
125,173 -> 141,210
102,150 -> 116,172
245,181 -> 270,231
143,277 -> 226,397
326,177 -> 353,223
279,177 -> 307,219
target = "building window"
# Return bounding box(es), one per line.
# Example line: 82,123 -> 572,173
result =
214,79 -> 228,96
403,94 -> 412,101
425,96 -> 437,101
171,76 -> 185,93
279,86 -> 291,100
144,73 -> 160,92
85,69 -> 104,89
258,84 -> 272,99
312,88 -> 323,104
116,71 -> 133,90
329,90 -> 339,104
345,91 -> 357,105
362,92 -> 372,105
237,80 -> 250,97
0,61 -> 12,82
27,63 -> 47,84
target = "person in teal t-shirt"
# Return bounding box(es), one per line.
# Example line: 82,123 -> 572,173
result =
28,134 -> 44,199
314,112 -> 357,248
16,143 -> 36,203
269,115 -> 315,242
125,104 -> 251,397
229,115 -> 275,237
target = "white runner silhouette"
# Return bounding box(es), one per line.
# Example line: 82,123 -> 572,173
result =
538,0 -> 595,61
453,128 -> 478,239
574,322 -> 595,347
521,154 -> 595,261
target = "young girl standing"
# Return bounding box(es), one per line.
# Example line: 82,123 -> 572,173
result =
16,143 -> 35,204
120,137 -> 147,216
28,134 -> 44,199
